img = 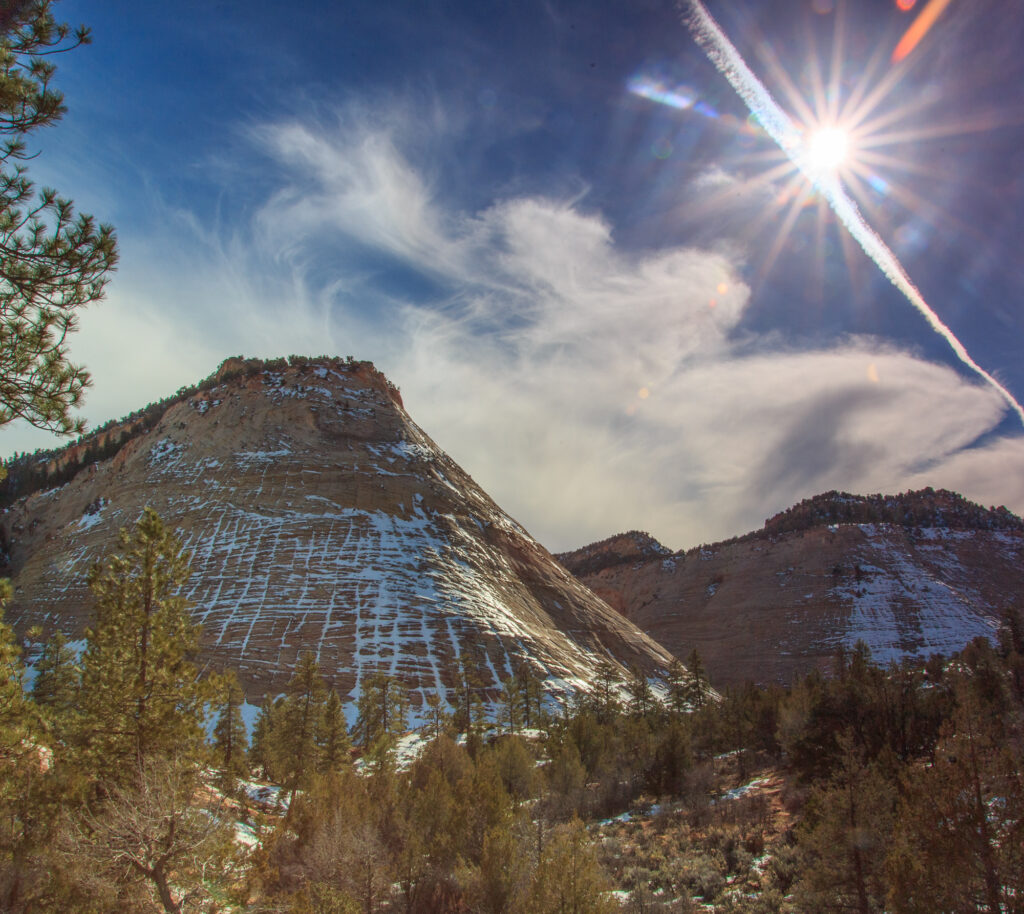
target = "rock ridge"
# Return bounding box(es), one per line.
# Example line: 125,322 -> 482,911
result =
3,357 -> 675,713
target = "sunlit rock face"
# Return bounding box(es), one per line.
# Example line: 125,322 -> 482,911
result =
558,491 -> 1024,687
3,358 -> 674,712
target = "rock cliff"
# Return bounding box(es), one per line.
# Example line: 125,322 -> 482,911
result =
3,357 -> 675,711
558,491 -> 1024,686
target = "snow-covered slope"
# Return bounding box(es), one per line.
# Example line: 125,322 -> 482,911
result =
3,358 -> 674,712
559,494 -> 1024,686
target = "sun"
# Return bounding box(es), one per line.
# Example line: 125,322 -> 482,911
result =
804,125 -> 850,174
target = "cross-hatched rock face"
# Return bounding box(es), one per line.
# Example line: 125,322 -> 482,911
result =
559,511 -> 1024,687
3,358 -> 675,712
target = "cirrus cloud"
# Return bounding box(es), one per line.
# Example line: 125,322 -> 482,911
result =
4,98 -> 1021,553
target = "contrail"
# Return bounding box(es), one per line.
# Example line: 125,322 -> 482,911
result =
679,0 -> 1024,426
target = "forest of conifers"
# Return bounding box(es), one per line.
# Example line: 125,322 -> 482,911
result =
1,509 -> 1022,913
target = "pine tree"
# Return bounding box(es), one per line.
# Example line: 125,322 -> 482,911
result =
526,818 -> 617,914
493,735 -> 537,805
424,691 -> 449,739
793,744 -> 896,914
593,660 -> 622,724
77,508 -> 210,782
514,661 -> 544,730
686,648 -> 709,710
651,718 -> 692,795
317,689 -> 351,773
30,629 -> 78,740
452,652 -> 486,752
249,694 -> 283,780
275,651 -> 328,809
0,604 -> 59,913
0,588 -> 30,758
0,1 -> 118,438
499,675 -> 522,733
626,665 -> 654,718
667,658 -> 688,716
212,670 -> 248,791
468,818 -> 534,914
886,688 -> 1024,913
353,671 -> 408,753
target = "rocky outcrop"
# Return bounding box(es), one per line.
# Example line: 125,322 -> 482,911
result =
558,492 -> 1024,687
3,358 -> 675,712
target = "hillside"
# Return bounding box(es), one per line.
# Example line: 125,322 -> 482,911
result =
2,356 -> 675,712
557,490 -> 1024,686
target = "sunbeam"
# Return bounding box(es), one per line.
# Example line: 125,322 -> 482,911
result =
677,0 -> 1024,427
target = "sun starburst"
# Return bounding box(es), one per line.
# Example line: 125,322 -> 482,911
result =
804,124 -> 851,175
676,0 -> 1024,426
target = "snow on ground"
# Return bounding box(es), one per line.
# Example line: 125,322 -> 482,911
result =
829,525 -> 1001,663
241,780 -> 287,812
14,366 -> 671,729
392,731 -> 430,770
77,510 -> 104,531
717,777 -> 770,802
233,820 -> 262,848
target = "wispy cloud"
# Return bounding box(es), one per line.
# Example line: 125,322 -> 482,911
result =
6,97 -> 1021,552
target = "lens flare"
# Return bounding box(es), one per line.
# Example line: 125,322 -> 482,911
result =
678,0 -> 1024,427
893,0 -> 955,62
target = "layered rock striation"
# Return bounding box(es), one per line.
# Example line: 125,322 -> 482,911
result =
558,491 -> 1024,687
3,357 -> 675,711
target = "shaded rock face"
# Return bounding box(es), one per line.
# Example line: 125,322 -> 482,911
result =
4,359 -> 674,711
559,506 -> 1024,687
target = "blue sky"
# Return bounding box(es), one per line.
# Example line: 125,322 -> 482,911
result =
6,0 -> 1024,551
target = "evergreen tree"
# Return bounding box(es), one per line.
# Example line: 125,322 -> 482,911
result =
650,718 -> 692,795
514,661 -> 543,730
249,694 -> 283,780
492,735 -> 537,805
686,648 -> 709,710
352,670 -> 408,753
318,688 -> 351,773
626,666 -> 654,718
424,691 -> 449,739
593,660 -> 622,724
793,744 -> 896,914
526,818 -> 616,914
0,589 -> 29,756
29,629 -> 78,739
77,508 -> 210,782
212,670 -> 248,791
666,657 -> 688,716
275,651 -> 328,809
452,652 -> 487,752
0,603 -> 49,912
470,819 -> 534,914
499,675 -> 522,733
0,1 -> 118,438
887,688 -> 1024,914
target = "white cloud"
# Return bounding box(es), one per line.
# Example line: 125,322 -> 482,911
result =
5,99 -> 1022,555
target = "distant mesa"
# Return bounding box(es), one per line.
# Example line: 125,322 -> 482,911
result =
558,489 -> 1024,687
556,530 -> 673,578
2,356 -> 674,716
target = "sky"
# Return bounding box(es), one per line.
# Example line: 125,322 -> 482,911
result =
4,0 -> 1024,552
